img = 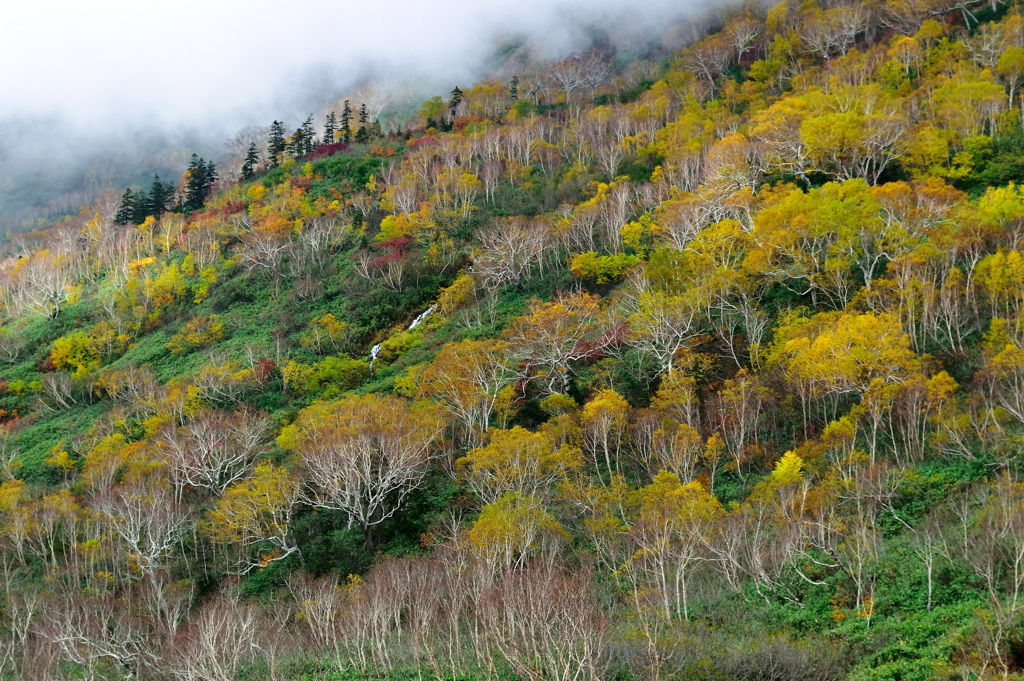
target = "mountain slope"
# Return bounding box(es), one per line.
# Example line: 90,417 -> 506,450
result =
5,1 -> 1024,679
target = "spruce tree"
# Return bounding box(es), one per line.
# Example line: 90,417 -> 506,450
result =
135,187 -> 152,222
183,154 -> 203,211
358,103 -> 368,125
114,188 -> 137,226
340,100 -> 352,143
323,112 -> 337,145
300,115 -> 316,154
241,143 -> 259,180
509,75 -> 519,103
355,124 -> 369,144
204,161 -> 217,196
144,177 -> 158,219
287,127 -> 304,158
306,115 -> 317,148
288,117 -> 315,158
449,86 -> 463,122
268,120 -> 287,167
148,174 -> 173,218
183,154 -> 216,212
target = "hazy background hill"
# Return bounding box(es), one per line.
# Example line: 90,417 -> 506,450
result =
0,0 -> 697,234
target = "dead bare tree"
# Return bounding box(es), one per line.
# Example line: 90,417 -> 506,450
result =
480,561 -> 609,681
684,36 -> 732,91
36,371 -> 81,412
579,48 -> 614,94
94,480 -> 191,576
155,407 -> 270,500
548,56 -> 585,102
170,594 -> 261,681
473,217 -> 549,291
42,589 -> 156,680
288,573 -> 343,658
728,17 -> 764,61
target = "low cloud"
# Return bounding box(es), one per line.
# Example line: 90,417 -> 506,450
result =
0,0 -> 707,226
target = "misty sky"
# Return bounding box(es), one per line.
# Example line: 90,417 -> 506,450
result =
0,0 -> 685,130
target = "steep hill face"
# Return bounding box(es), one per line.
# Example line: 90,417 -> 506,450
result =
6,1 -> 1024,678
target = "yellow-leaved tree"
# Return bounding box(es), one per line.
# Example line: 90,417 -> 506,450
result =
467,493 -> 569,573
767,310 -> 920,432
203,463 -> 301,573
278,393 -> 442,535
167,315 -> 224,354
624,471 -> 723,621
456,426 -> 582,504
416,339 -> 521,448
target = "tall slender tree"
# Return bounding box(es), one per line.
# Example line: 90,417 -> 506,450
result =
449,86 -> 464,123
355,104 -> 369,143
340,100 -> 352,143
114,188 -> 137,226
268,120 -> 287,167
301,114 -> 317,152
183,155 -> 217,212
287,125 -> 305,158
323,112 -> 337,145
148,174 -> 173,219
241,143 -> 259,181
204,160 -> 218,194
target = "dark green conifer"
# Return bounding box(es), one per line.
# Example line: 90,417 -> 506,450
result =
114,188 -> 137,226
449,86 -> 463,122
300,115 -> 316,153
183,155 -> 216,212
204,160 -> 217,195
268,120 -> 287,167
287,127 -> 303,158
323,112 -> 337,145
148,174 -> 173,218
340,100 -> 352,142
241,143 -> 259,181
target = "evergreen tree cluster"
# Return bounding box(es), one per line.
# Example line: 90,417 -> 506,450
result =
288,115 -> 318,158
113,174 -> 175,226
268,120 -> 287,168
183,154 -> 217,212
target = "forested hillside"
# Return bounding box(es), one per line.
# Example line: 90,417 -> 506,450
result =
6,0 -> 1024,678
